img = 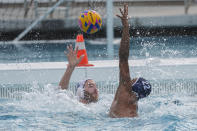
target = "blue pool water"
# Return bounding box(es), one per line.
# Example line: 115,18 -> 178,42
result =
0,36 -> 197,130
0,84 -> 196,131
0,36 -> 197,63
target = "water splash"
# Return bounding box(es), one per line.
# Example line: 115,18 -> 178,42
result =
0,83 -> 196,130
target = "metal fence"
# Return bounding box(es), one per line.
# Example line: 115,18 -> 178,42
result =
1,80 -> 197,99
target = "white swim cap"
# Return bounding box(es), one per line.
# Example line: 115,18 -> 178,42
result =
76,80 -> 87,100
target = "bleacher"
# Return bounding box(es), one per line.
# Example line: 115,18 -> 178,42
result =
0,0 -> 195,20
0,0 -> 197,40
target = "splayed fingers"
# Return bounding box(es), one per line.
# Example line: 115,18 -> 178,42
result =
116,4 -> 128,20
64,44 -> 84,67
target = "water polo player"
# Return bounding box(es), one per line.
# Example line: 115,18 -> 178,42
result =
109,4 -> 151,117
59,45 -> 98,104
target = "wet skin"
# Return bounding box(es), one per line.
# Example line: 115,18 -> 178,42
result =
109,4 -> 139,118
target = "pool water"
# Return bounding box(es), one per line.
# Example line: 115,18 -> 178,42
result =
0,84 -> 196,131
0,35 -> 197,130
1,36 -> 197,63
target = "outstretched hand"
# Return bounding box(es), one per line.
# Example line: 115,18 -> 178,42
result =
116,4 -> 129,25
64,45 -> 84,67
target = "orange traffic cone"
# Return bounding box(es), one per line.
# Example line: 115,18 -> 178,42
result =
75,34 -> 94,67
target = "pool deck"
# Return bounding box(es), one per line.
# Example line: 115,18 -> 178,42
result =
1,0 -> 197,41
1,58 -> 197,84
1,5 -> 197,30
1,1 -> 197,37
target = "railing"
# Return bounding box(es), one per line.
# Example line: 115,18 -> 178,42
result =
13,0 -> 67,42
1,0 -> 196,26
1,80 -> 197,99
1,0 -> 196,20
1,58 -> 197,98
184,0 -> 197,14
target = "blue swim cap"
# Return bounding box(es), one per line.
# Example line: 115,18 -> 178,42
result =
132,77 -> 152,99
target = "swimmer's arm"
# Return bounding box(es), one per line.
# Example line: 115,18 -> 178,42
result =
59,45 -> 84,90
59,65 -> 75,90
117,4 -> 131,86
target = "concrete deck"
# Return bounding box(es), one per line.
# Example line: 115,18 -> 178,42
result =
1,58 -> 197,98
1,58 -> 197,84
1,1 -> 197,40
1,2 -> 197,31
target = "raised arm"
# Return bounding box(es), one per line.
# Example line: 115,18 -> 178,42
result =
59,45 -> 84,89
117,4 -> 131,85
